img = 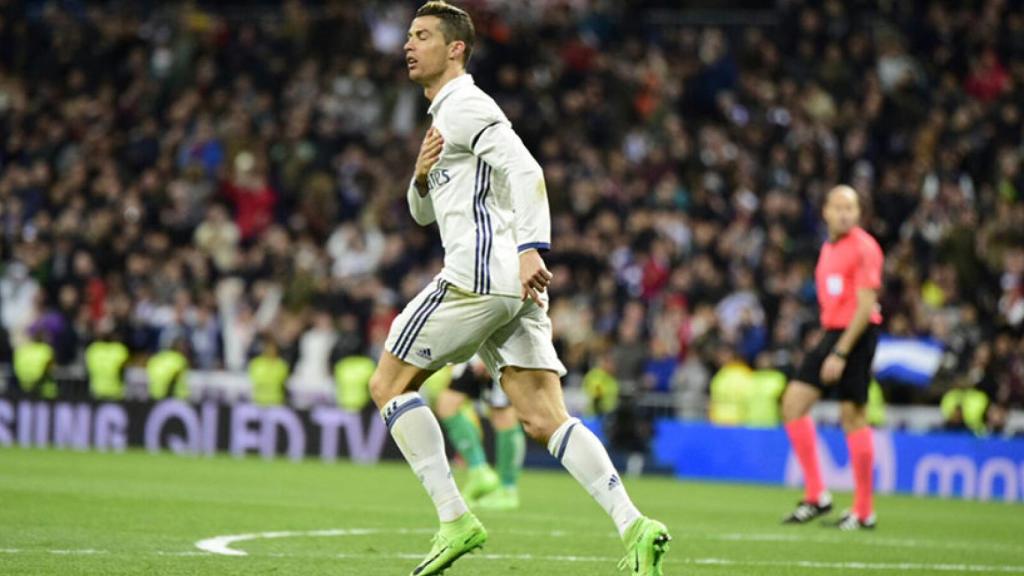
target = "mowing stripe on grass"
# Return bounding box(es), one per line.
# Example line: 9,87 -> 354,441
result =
3,547 -> 1024,573
711,532 -> 1024,553
691,558 -> 1024,574
0,549 -> 109,556
195,526 -> 1024,558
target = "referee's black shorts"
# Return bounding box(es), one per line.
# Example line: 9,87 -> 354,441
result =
794,325 -> 880,405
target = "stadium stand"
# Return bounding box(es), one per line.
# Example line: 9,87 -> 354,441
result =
1,0 -> 1022,437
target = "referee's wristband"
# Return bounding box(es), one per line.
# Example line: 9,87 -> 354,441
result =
831,349 -> 848,360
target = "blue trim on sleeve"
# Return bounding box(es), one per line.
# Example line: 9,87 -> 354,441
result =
518,242 -> 551,253
471,121 -> 502,151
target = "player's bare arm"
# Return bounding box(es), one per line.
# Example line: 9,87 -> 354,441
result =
821,288 -> 876,384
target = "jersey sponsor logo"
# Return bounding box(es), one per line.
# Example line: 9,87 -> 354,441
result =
826,274 -> 844,296
427,168 -> 451,191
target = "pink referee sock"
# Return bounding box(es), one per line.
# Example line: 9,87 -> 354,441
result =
846,427 -> 874,521
785,416 -> 826,503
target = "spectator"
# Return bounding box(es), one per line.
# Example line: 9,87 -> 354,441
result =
221,152 -> 277,242
194,204 -> 241,273
0,0 -> 1021,417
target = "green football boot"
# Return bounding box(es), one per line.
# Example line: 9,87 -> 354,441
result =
618,517 -> 671,576
409,512 -> 487,576
473,487 -> 520,511
462,465 -> 500,503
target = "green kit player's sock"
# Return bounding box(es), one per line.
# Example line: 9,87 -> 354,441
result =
441,411 -> 487,469
496,424 -> 525,488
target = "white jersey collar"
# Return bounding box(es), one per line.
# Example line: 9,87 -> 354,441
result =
428,74 -> 474,116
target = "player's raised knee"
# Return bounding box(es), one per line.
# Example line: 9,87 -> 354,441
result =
369,368 -> 410,408
368,370 -> 390,408
519,414 -> 561,444
369,353 -> 427,407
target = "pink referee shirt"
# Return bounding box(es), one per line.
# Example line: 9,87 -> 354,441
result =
815,226 -> 884,330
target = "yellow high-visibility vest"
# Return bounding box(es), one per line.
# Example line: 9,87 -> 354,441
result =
582,367 -> 620,415
746,369 -> 786,427
147,351 -> 189,400
868,380 -> 887,426
14,341 -> 56,398
86,341 -> 130,400
332,355 -> 375,411
710,362 -> 753,426
249,355 -> 289,406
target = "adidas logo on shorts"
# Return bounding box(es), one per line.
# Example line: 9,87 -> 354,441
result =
416,348 -> 433,360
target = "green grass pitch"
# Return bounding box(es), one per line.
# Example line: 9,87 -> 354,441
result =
2,448 -> 1022,575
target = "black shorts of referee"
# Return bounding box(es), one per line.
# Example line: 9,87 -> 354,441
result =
795,325 -> 880,405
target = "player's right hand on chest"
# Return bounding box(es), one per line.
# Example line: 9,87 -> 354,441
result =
414,127 -> 444,194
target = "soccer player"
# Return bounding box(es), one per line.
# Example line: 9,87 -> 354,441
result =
780,185 -> 883,530
436,357 -> 524,510
368,2 -> 670,574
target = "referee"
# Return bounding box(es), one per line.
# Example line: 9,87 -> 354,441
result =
781,185 -> 883,531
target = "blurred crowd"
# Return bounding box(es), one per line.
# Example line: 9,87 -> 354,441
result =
1,0 -> 1023,415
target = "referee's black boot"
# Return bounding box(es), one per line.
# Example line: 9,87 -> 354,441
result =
828,510 -> 877,531
782,492 -> 833,524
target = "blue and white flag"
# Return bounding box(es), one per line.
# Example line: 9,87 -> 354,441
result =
871,336 -> 944,387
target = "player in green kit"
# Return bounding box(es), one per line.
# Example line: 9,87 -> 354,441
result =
436,357 -> 524,510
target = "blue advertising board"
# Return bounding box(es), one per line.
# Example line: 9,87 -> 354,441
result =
650,421 -> 1024,503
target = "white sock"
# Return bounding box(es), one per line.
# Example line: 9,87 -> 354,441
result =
383,392 -> 468,522
548,417 -> 642,537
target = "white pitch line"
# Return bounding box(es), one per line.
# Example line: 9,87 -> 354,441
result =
191,527 -> 1024,574
336,552 -> 614,563
196,526 -> 1024,558
194,528 -> 434,557
192,527 -> 569,557
48,549 -> 108,555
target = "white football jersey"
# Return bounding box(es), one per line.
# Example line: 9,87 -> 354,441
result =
407,74 -> 551,298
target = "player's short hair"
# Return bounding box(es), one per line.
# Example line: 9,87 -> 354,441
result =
415,1 -> 475,66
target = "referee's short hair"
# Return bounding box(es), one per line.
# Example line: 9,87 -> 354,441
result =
416,1 -> 475,66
